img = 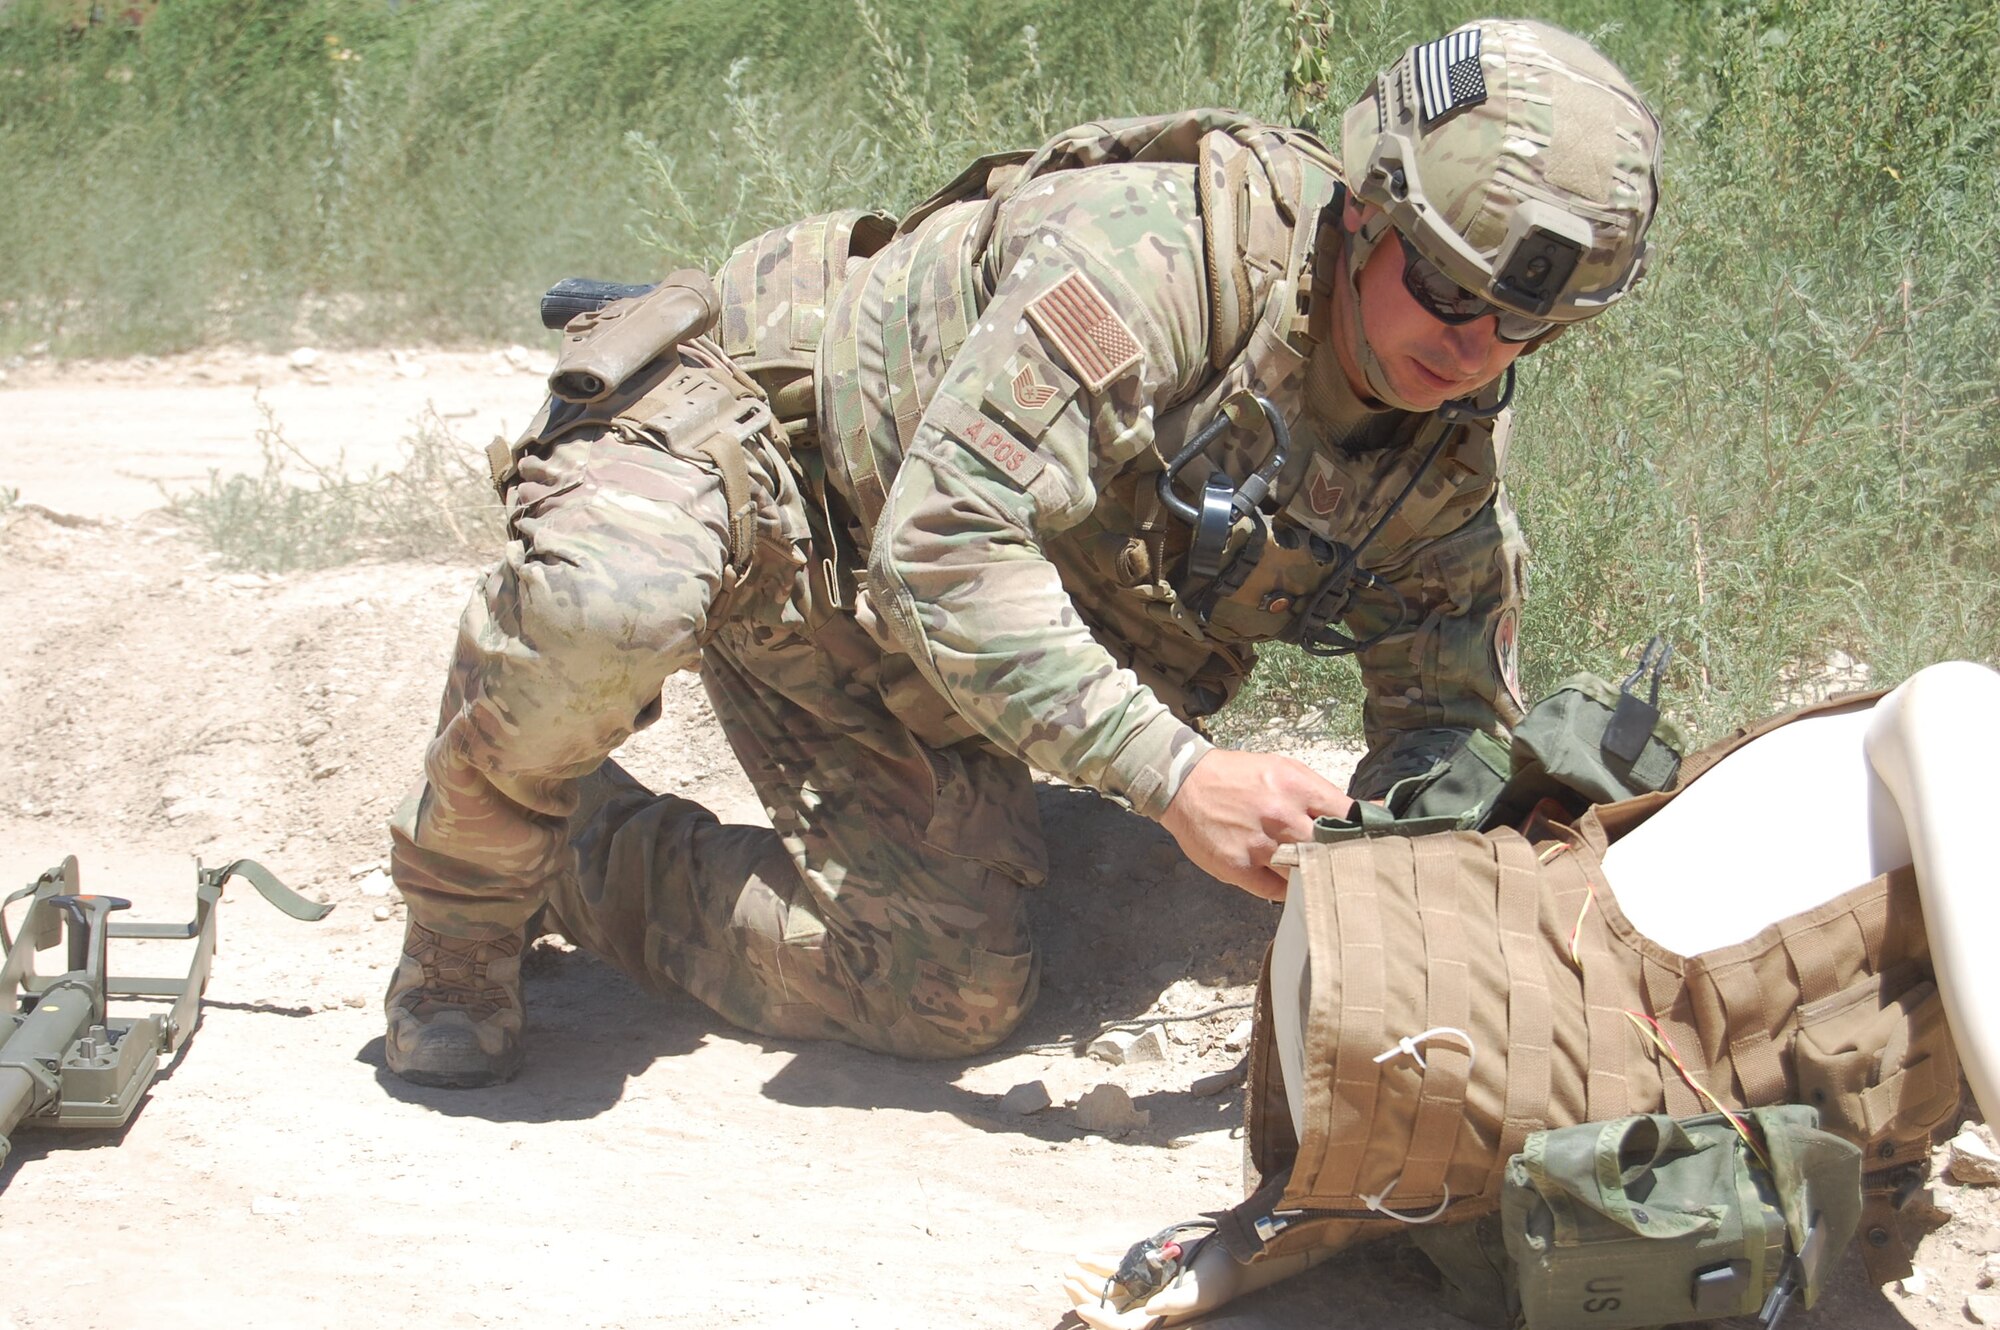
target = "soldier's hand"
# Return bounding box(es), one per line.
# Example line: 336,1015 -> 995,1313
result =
1158,749 -> 1355,900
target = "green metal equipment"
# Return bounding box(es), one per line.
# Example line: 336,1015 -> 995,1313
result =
0,855 -> 331,1169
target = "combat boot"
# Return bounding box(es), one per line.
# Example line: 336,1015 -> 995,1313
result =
383,921 -> 527,1087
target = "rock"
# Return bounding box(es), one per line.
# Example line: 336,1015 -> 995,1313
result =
1969,1295 -> 2000,1326
1950,1129 -> 2000,1186
251,1195 -> 300,1217
1979,1253 -> 2000,1288
390,349 -> 427,379
342,994 -> 367,1009
347,860 -> 383,878
371,904 -> 394,922
355,870 -> 393,898
1089,1026 -> 1168,1065
502,344 -> 553,375
1896,1268 -> 1930,1298
287,347 -> 320,370
998,1081 -> 1052,1116
1192,1063 -> 1247,1098
1074,1084 -> 1150,1134
1224,1019 -> 1255,1051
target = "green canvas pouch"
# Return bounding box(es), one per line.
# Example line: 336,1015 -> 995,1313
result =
1497,1106 -> 1861,1330
1313,639 -> 1688,844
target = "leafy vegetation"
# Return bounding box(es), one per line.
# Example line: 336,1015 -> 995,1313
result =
5,0 -> 1995,738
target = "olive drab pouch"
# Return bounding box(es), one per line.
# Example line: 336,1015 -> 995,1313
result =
1308,729 -> 1507,844
1488,638 -> 1688,829
1500,1107 -> 1862,1330
1309,639 -> 1687,844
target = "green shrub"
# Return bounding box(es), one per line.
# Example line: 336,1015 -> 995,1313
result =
166,399 -> 501,571
7,0 -> 1995,741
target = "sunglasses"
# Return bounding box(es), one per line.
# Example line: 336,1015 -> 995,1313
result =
1396,231 -> 1557,343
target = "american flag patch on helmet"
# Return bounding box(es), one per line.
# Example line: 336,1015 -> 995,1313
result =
1416,28 -> 1486,126
1025,272 -> 1142,392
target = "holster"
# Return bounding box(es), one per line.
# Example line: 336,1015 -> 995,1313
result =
547,268 -> 719,404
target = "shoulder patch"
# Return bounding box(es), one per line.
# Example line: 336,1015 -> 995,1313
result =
983,344 -> 1079,442
1493,605 -> 1522,712
927,394 -> 1049,491
1025,271 -> 1143,392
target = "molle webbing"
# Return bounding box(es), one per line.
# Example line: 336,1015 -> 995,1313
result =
1249,806 -> 1955,1273
818,201 -> 984,536
1252,829 -> 1652,1226
715,210 -> 895,377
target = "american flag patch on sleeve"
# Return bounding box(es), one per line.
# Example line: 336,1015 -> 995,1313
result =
1024,271 -> 1143,392
1416,28 -> 1487,126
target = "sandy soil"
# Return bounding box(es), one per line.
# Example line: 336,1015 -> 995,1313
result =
0,348 -> 1992,1330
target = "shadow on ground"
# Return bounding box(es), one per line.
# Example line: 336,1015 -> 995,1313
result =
363,949 -> 708,1123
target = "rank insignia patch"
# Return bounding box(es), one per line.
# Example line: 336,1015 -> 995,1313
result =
1025,271 -> 1143,392
1416,28 -> 1486,127
983,345 -> 1077,443
1013,363 -> 1058,410
1306,469 -> 1345,517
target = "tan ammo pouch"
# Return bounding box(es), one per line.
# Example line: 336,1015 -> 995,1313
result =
1237,697 -> 1959,1284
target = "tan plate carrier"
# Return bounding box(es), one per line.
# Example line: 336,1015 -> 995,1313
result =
1243,693 -> 1963,1284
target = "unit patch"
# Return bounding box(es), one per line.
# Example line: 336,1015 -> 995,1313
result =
928,395 -> 1049,490
1494,604 -> 1522,711
982,345 -> 1078,443
1025,271 -> 1143,392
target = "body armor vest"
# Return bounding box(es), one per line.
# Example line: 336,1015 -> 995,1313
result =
1240,693 -> 1960,1283
708,112 -> 1511,717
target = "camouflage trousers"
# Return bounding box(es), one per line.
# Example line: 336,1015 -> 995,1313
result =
389,359 -> 1047,1059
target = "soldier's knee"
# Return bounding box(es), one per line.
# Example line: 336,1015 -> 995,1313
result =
504,535 -> 711,668
864,946 -> 1040,1060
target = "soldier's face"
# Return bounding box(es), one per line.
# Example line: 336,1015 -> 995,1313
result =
1333,205 -> 1528,411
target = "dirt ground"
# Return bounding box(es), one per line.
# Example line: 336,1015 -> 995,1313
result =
0,348 -> 1993,1330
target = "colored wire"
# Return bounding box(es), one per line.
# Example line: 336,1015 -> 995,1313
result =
1622,1009 -> 1769,1170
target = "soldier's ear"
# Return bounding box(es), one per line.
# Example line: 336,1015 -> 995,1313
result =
1341,194 -> 1368,234
1517,325 -> 1567,355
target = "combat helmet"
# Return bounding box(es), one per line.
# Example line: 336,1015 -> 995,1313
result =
1333,19 -> 1662,407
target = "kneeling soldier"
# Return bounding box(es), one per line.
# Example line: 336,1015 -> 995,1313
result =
384,18 -> 1662,1086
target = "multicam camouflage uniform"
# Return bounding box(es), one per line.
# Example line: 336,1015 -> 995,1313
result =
387,110 -> 1531,1073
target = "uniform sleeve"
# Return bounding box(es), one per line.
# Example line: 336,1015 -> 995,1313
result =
1345,481 -> 1529,801
867,180 -> 1214,818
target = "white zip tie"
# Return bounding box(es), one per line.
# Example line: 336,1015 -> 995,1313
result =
1360,1176 -> 1454,1224
1371,1025 -> 1476,1076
